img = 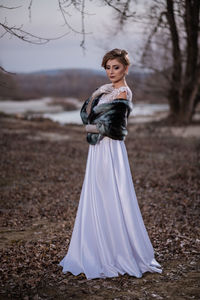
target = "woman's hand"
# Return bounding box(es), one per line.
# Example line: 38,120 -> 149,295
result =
85,124 -> 99,133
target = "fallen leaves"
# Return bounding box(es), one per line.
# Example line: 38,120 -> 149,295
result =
0,117 -> 199,299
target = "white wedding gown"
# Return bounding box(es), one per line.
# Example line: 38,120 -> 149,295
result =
59,86 -> 162,279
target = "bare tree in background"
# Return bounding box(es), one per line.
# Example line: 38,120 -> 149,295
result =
149,0 -> 200,124
115,0 -> 200,124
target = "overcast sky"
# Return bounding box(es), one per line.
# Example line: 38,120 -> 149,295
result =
0,0 -> 146,73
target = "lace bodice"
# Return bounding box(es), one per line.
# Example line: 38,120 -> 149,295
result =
97,84 -> 132,106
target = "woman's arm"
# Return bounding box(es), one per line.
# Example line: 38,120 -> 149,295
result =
85,124 -> 99,133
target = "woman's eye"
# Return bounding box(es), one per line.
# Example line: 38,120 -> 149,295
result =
114,66 -> 119,70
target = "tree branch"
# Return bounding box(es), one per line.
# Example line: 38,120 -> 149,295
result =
0,20 -> 69,45
0,5 -> 22,10
80,0 -> 86,51
28,0 -> 34,22
141,11 -> 166,64
166,0 -> 182,82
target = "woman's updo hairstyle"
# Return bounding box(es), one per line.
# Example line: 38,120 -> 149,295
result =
101,48 -> 130,69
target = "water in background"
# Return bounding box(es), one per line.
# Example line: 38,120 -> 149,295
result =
0,98 -> 169,125
43,103 -> 169,124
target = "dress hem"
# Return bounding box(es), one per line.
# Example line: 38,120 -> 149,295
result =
58,259 -> 162,280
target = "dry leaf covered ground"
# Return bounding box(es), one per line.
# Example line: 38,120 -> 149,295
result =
0,115 -> 199,300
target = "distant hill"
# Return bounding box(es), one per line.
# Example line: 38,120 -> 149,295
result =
0,67 -> 167,103
29,68 -> 106,77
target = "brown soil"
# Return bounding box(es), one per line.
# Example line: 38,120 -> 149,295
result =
0,115 -> 199,300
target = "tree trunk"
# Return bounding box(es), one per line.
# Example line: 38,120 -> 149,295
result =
166,0 -> 200,124
179,0 -> 200,124
179,65 -> 200,124
166,0 -> 182,120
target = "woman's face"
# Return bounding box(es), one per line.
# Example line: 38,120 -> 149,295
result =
105,59 -> 128,84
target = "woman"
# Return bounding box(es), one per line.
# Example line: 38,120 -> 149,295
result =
59,48 -> 162,280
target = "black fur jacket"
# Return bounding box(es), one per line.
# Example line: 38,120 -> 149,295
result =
80,93 -> 133,145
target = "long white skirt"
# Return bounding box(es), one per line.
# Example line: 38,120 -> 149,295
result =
59,137 -> 162,279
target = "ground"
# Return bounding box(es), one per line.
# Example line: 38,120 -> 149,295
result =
0,115 -> 199,300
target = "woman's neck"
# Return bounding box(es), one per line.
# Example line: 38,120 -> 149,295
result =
112,79 -> 127,89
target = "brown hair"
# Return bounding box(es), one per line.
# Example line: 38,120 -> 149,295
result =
101,48 -> 130,69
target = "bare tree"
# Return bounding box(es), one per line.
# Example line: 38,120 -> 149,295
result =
138,0 -> 200,124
